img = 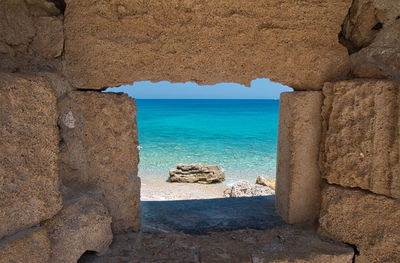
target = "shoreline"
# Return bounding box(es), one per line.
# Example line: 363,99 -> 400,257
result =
140,175 -> 276,201
140,178 -> 228,201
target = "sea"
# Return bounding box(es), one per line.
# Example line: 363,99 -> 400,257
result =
136,99 -> 280,185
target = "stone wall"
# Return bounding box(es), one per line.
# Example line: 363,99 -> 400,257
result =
0,1 -> 141,261
0,0 -> 399,262
316,79 -> 400,263
0,73 -> 62,239
58,91 -> 141,233
63,0 -> 352,90
275,91 -> 322,224
312,2 -> 400,262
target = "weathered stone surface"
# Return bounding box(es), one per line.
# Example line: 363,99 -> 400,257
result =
231,181 -> 255,197
255,176 -> 276,190
38,72 -> 73,99
169,163 -> 225,184
43,196 -> 113,263
251,184 -> 274,197
275,91 -> 323,224
229,180 -> 274,197
64,0 -> 351,90
79,226 -> 354,263
319,185 -> 400,263
350,21 -> 400,79
31,16 -> 64,59
0,227 -> 51,263
341,0 -> 400,52
321,80 -> 400,198
0,1 -> 35,47
0,0 -> 33,72
0,73 -> 62,239
25,0 -> 61,17
58,91 -> 141,233
0,0 -> 63,73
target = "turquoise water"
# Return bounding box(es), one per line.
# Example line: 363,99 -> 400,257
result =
136,99 -> 279,185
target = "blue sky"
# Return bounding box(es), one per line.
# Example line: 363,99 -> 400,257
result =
105,78 -> 292,99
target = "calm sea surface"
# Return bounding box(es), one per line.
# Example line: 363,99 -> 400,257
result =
136,99 -> 279,185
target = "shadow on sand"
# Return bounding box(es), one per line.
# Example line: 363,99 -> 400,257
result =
141,195 -> 282,234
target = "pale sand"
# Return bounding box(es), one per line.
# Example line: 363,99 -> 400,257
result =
140,178 -> 228,201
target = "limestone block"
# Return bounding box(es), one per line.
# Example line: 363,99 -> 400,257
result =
31,16 -> 64,59
0,227 -> 51,263
0,1 -> 35,47
256,176 -> 276,190
0,0 -> 63,73
275,91 -> 323,224
321,80 -> 400,198
44,197 -> 113,263
58,91 -> 141,233
350,21 -> 400,80
341,0 -> 400,51
25,0 -> 61,17
319,185 -> 400,263
0,73 -> 62,239
64,0 -> 351,90
169,163 -> 225,183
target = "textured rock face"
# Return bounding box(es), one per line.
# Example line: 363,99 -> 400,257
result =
251,184 -> 274,197
0,227 -> 51,263
31,16 -> 64,59
58,91 -> 141,233
231,181 -> 255,197
229,180 -> 274,197
350,21 -> 400,79
44,197 -> 113,263
255,176 -> 276,190
341,0 -> 400,51
275,91 -> 322,224
321,80 -> 400,198
0,73 -> 62,239
0,0 -> 63,73
169,163 -> 225,184
64,0 -> 351,90
319,185 -> 400,263
341,0 -> 400,79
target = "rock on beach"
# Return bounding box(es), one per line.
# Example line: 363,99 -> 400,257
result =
256,176 -> 276,190
228,180 -> 275,198
169,163 -> 225,184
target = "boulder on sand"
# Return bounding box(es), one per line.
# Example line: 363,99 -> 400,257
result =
231,181 -> 253,197
255,176 -> 276,190
169,163 -> 225,184
229,180 -> 275,197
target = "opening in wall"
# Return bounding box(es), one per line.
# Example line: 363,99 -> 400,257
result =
105,79 -> 292,233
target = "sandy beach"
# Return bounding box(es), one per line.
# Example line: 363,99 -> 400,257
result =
140,178 -> 228,201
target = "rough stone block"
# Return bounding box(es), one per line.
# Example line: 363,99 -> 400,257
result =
350,21 -> 400,80
58,91 -> 141,233
0,0 -> 63,73
319,185 -> 400,263
44,196 -> 113,263
0,73 -> 62,239
275,91 -> 323,224
321,80 -> 400,198
0,227 -> 51,263
0,1 -> 35,47
63,0 -> 351,90
25,0 -> 61,17
31,16 -> 64,59
341,0 -> 400,51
